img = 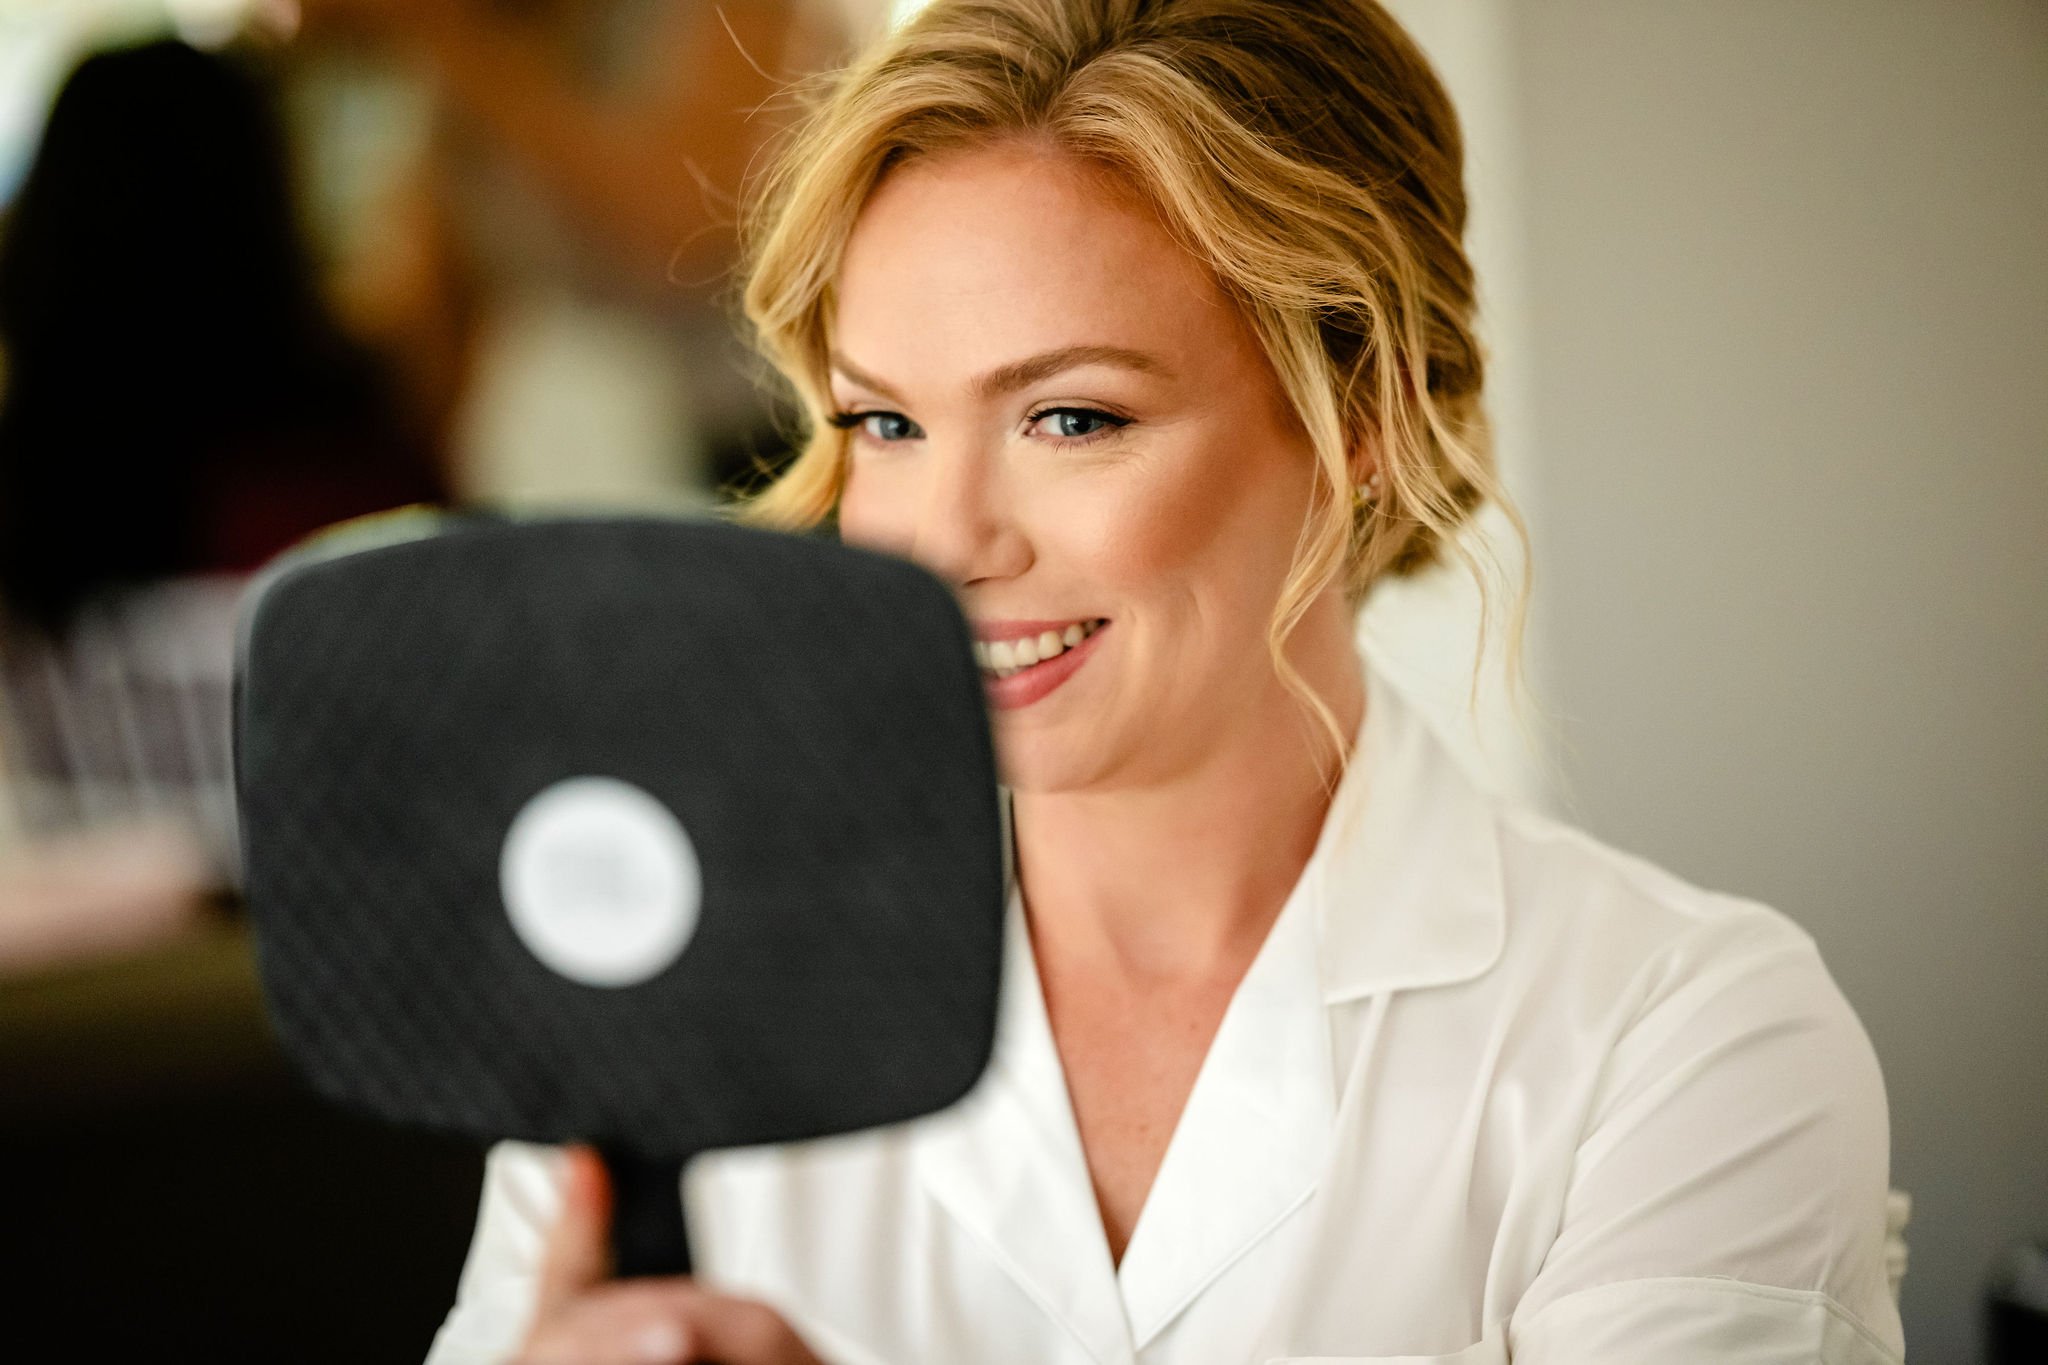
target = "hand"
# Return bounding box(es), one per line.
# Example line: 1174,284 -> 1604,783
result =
514,1147 -> 827,1365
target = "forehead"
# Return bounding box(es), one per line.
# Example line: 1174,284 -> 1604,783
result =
832,141 -> 1242,389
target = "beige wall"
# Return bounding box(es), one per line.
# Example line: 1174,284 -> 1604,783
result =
1365,0 -> 1547,804
1501,2 -> 2048,1360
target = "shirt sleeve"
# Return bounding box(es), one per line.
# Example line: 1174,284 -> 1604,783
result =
1508,909 -> 1905,1364
424,1141 -> 567,1365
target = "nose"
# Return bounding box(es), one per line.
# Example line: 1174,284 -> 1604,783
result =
905,441 -> 1032,590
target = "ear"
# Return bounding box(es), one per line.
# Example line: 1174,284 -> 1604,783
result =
1346,432 -> 1380,494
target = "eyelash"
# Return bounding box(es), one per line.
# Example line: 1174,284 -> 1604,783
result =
826,406 -> 1133,447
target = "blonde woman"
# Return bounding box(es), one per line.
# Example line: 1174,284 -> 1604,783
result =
431,2 -> 1904,1362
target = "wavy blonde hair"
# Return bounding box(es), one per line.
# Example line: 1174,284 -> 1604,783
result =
737,0 -> 1526,760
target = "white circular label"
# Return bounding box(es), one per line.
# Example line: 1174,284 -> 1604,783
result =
499,777 -> 702,988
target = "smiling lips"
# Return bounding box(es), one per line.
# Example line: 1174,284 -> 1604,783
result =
972,617 -> 1110,709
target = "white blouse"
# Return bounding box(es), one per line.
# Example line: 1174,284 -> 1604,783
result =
429,659 -> 1906,1364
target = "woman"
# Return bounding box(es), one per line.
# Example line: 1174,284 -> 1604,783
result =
432,2 -> 1904,1361
0,40 -> 441,934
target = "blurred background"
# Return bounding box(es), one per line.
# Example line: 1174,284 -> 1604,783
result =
0,0 -> 2040,1360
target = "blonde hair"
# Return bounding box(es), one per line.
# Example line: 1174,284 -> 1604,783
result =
737,0 -> 1526,759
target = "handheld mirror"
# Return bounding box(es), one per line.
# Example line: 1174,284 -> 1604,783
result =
235,514 -> 1007,1276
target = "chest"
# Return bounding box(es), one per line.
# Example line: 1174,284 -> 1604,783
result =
689,976 -> 1561,1365
1038,968 -> 1243,1263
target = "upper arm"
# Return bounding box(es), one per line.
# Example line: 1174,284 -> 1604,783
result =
1510,918 -> 1904,1363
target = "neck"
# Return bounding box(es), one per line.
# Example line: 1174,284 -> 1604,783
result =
1011,648 -> 1365,984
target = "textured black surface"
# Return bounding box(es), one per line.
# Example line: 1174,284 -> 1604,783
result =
236,516 -> 1005,1163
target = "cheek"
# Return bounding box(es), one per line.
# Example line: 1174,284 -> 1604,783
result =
835,459 -> 917,560
1067,433 -> 1312,617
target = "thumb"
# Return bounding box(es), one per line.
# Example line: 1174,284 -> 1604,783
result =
536,1144 -> 615,1313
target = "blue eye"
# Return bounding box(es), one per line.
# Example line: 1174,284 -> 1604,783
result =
867,412 -> 922,441
829,410 -> 924,443
1028,407 -> 1129,442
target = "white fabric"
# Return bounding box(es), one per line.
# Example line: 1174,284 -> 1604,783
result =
428,657 -> 1905,1364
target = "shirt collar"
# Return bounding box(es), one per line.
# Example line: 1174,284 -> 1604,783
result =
991,649 -> 1510,1004
1312,654 -> 1509,1002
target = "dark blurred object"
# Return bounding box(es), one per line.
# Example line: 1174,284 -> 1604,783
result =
0,37 -> 443,636
236,514 -> 1005,1276
1987,1241 -> 2048,1365
0,39 -> 446,896
0,919 -> 484,1360
0,51 -> 474,1352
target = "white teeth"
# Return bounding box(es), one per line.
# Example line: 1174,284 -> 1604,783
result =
976,619 -> 1104,677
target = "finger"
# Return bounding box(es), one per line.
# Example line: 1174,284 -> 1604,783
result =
671,1289 -> 821,1365
518,1281 -> 699,1365
535,1144 -> 616,1314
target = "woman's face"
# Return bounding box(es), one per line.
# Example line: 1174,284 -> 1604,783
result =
832,141 -> 1335,793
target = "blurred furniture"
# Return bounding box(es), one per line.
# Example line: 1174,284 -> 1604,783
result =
1886,1189 -> 1910,1307
0,575 -> 245,890
1987,1241 -> 2048,1365
0,917 -> 484,1360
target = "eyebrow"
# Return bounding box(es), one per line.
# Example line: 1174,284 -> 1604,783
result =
829,344 -> 1170,405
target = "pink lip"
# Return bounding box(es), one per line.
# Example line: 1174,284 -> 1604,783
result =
973,618 -> 1100,643
982,622 -> 1110,711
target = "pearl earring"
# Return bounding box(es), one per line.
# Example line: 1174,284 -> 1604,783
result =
1354,468 -> 1384,510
